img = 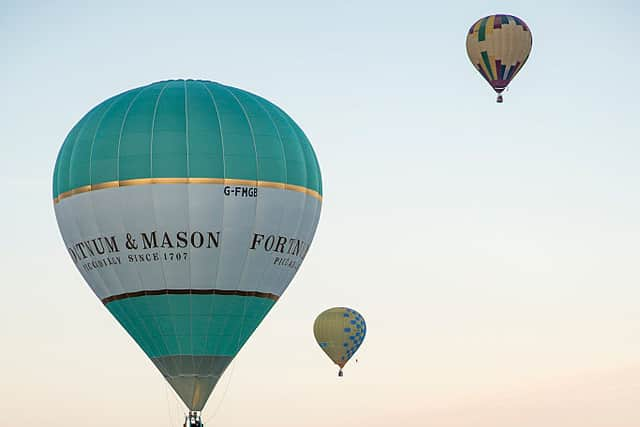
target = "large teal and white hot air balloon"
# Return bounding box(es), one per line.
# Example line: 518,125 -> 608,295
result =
53,80 -> 322,412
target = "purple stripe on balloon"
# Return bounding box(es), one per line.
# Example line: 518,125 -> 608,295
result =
494,15 -> 503,29
495,59 -> 503,79
511,61 -> 522,77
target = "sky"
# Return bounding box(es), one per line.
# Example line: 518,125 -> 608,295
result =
2,0 -> 640,426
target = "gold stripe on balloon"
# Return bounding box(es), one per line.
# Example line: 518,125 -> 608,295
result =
53,178 -> 323,204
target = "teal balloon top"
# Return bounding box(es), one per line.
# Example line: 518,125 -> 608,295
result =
53,79 -> 322,201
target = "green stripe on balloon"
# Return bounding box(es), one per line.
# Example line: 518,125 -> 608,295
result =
481,51 -> 495,80
478,17 -> 488,42
105,293 -> 275,358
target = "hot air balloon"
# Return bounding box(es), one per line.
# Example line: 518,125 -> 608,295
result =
313,307 -> 366,376
466,14 -> 533,103
53,79 -> 322,424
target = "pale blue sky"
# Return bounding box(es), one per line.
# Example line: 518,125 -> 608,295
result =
2,1 -> 640,426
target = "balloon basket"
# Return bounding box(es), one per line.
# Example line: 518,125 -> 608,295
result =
184,411 -> 203,427
496,94 -> 504,103
338,369 -> 344,377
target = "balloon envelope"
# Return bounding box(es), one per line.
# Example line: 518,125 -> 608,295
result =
466,14 -> 532,97
313,307 -> 366,371
53,79 -> 322,410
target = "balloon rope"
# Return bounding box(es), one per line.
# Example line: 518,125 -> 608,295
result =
165,381 -> 186,427
203,263 -> 250,425
165,382 -> 173,427
203,359 -> 237,425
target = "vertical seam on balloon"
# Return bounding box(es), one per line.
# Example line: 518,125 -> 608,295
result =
88,95 -> 122,192
313,145 -> 323,194
136,82 -> 179,355
150,83 -> 169,177
494,18 -> 502,83
263,104 -> 315,296
270,104 -> 310,198
83,94 -> 158,355
264,102 -> 313,295
202,82 -> 226,179
87,171 -> 155,358
253,96 -> 289,191
119,184 -> 172,354
220,85 -> 260,356
115,86 -> 147,182
66,105 -> 103,197
199,81 -> 228,359
271,105 -> 319,299
61,106 -> 98,194
112,84 -> 174,363
293,123 -> 319,197
53,125 -> 76,199
488,37 -> 496,84
502,24 -> 510,84
136,83 -> 177,364
289,116 -> 313,192
60,108 -> 115,331
184,80 -> 191,178
150,82 -> 184,358
250,97 -> 291,299
60,99 -> 154,357
296,191 -> 321,294
55,120 -> 80,202
53,149 -> 61,198
507,24 -> 515,81
62,196 -> 112,306
183,80 -> 196,382
505,23 -> 521,79
300,113 -> 322,194
273,104 -> 315,195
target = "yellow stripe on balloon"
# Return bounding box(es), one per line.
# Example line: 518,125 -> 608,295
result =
490,54 -> 498,80
486,15 -> 495,38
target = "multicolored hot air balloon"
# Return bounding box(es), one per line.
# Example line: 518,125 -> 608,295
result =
313,307 -> 366,376
466,14 -> 533,102
53,80 -> 322,417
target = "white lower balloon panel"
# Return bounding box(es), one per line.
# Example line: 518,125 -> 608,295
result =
54,183 -> 322,300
